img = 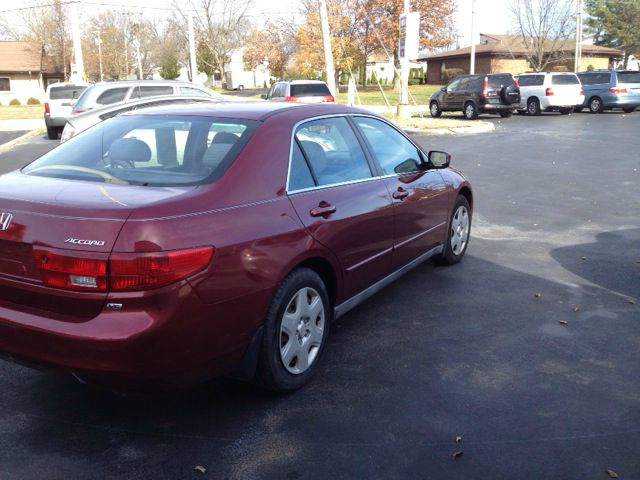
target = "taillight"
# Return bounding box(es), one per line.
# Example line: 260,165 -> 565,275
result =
33,247 -> 108,292
109,247 -> 213,292
609,86 -> 627,94
71,108 -> 85,114
482,77 -> 488,97
284,96 -> 298,102
60,123 -> 76,143
33,246 -> 213,292
545,87 -> 554,96
44,102 -> 50,114
513,78 -> 519,88
580,87 -> 584,95
323,95 -> 335,102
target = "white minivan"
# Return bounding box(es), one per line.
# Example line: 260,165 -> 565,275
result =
516,72 -> 584,115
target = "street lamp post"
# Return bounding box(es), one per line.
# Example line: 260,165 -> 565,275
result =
96,30 -> 104,81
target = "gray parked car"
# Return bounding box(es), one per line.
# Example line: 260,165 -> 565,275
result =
61,95 -> 222,143
70,80 -> 223,114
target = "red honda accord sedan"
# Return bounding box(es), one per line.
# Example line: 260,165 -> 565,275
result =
0,103 -> 472,391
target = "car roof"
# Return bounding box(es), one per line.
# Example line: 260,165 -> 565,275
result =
124,102 -> 373,121
278,80 -> 328,84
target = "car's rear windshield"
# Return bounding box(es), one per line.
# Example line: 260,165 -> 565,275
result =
618,72 -> 640,84
23,115 -> 259,187
50,85 -> 87,100
488,74 -> 514,88
291,83 -> 331,97
552,75 -> 579,85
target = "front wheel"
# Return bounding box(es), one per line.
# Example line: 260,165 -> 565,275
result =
430,101 -> 442,118
256,268 -> 330,392
589,97 -> 604,113
434,195 -> 471,266
463,102 -> 478,120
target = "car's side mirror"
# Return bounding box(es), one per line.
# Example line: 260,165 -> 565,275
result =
428,150 -> 451,169
260,94 -> 267,100
441,86 -> 446,92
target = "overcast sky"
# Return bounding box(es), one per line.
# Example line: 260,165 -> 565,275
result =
5,0 -> 513,48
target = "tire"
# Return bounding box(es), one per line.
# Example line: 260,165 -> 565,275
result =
430,101 -> 442,118
623,107 -> 636,113
527,97 -> 541,116
573,106 -> 583,113
516,110 -> 526,115
559,108 -> 571,115
589,97 -> 604,113
499,110 -> 512,118
46,126 -> 58,140
463,102 -> 478,120
256,268 -> 330,392
434,195 -> 471,266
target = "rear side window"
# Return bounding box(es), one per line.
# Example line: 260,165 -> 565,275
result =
552,75 -> 579,85
618,72 -> 640,84
579,73 -> 611,85
49,86 -> 87,100
23,115 -> 258,187
488,74 -> 514,88
295,117 -> 371,187
288,141 -> 316,191
467,76 -> 484,90
354,117 -> 422,175
518,75 -> 544,87
456,78 -> 470,92
131,85 -> 175,99
290,83 -> 331,97
180,86 -> 210,97
96,87 -> 130,105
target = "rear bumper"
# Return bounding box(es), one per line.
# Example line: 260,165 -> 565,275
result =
479,103 -> 516,113
0,281 -> 272,388
604,97 -> 640,108
44,115 -> 68,128
542,95 -> 585,109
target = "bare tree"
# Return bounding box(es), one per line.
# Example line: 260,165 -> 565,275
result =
510,0 -> 576,72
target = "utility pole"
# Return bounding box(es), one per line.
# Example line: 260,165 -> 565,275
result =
132,22 -> 143,80
123,12 -> 129,79
97,30 -> 104,81
469,0 -> 476,74
574,0 -> 583,72
400,0 -> 410,106
69,1 -> 84,82
318,0 -> 336,97
188,14 -> 198,83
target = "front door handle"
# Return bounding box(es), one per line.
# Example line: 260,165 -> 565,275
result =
310,201 -> 336,218
392,188 -> 409,200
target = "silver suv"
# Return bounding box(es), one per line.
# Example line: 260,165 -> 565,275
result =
71,80 -> 222,114
262,80 -> 334,103
44,82 -> 88,139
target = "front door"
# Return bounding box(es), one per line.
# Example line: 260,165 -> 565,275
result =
287,116 -> 395,300
352,116 -> 450,269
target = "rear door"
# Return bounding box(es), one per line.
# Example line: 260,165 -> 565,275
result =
352,116 -> 449,269
579,72 -> 611,103
287,116 -> 395,299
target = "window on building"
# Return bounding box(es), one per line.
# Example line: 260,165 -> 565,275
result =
0,77 -> 10,92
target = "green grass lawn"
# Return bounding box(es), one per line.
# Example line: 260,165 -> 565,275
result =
0,105 -> 43,120
336,84 -> 440,106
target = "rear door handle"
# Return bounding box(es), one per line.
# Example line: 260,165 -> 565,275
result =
392,188 -> 409,200
310,201 -> 336,218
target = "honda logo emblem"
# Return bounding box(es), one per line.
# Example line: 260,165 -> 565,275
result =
0,212 -> 13,231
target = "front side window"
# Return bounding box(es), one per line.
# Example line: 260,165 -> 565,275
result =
354,116 -> 423,175
23,115 -> 258,187
446,78 -> 461,92
295,117 -> 371,187
96,87 -> 130,105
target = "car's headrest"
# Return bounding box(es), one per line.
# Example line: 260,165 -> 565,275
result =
212,131 -> 238,145
299,140 -> 326,173
109,137 -> 152,163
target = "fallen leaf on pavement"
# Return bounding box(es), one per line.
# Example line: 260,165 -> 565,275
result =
606,469 -> 619,478
452,450 -> 463,459
559,320 -> 568,325
455,436 -> 462,443
194,466 -> 206,473
572,305 -> 580,312
581,256 -> 587,260
628,299 -> 636,305
534,293 -> 542,298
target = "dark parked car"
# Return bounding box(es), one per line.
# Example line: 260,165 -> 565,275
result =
0,103 -> 472,391
577,70 -> 640,113
430,73 -> 520,119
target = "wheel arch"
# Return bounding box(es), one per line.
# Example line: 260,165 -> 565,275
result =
457,185 -> 473,212
293,256 -> 339,309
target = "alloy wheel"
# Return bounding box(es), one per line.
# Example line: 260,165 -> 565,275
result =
279,287 -> 325,375
450,205 -> 470,256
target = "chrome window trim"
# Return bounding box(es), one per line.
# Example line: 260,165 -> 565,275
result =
285,113 -> 428,195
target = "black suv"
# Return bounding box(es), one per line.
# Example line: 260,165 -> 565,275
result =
430,73 -> 520,119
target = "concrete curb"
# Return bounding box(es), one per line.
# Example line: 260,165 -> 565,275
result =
403,122 -> 496,136
0,128 -> 45,154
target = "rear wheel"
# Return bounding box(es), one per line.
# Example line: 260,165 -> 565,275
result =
527,98 -> 541,116
559,107 -> 571,115
623,107 -> 636,113
46,126 -> 58,140
430,101 -> 442,118
434,195 -> 471,266
589,96 -> 604,113
256,268 -> 330,392
463,102 -> 478,120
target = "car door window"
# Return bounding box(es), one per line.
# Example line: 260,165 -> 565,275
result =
295,117 -> 372,187
180,86 -> 210,97
446,78 -> 461,92
131,85 -> 174,99
354,116 -> 423,175
455,78 -> 469,92
288,141 -> 316,191
96,87 -> 129,105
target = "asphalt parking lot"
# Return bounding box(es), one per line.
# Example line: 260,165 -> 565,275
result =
0,111 -> 638,479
